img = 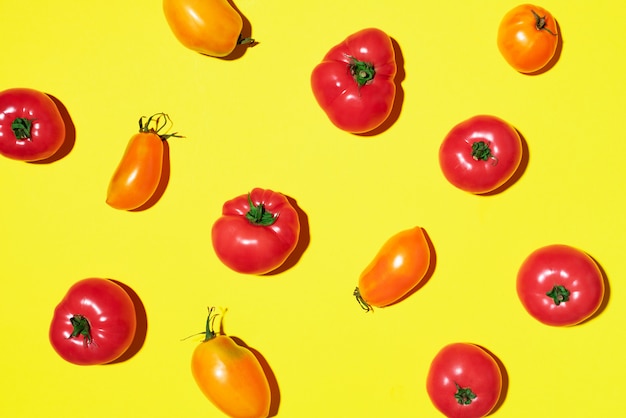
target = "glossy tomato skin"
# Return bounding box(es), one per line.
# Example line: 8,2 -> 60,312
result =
497,4 -> 559,73
192,335 -> 271,418
0,88 -> 65,161
355,227 -> 430,310
163,0 -> 245,57
439,115 -> 522,194
427,343 -> 502,418
517,244 -> 604,326
311,28 -> 397,134
49,278 -> 137,365
212,188 -> 300,275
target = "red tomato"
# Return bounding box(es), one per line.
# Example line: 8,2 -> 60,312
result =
439,115 -> 522,194
162,0 -> 254,57
427,343 -> 503,418
311,28 -> 397,134
354,227 -> 431,311
497,4 -> 559,73
191,308 -> 271,418
106,113 -> 180,211
517,244 -> 605,326
0,88 -> 65,161
49,278 -> 137,365
212,188 -> 300,275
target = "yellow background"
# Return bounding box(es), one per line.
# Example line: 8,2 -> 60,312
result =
1,1 -> 625,417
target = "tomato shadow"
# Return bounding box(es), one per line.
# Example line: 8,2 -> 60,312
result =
230,336 -> 281,416
131,141 -> 171,212
209,0 -> 257,61
386,227 -> 437,308
525,20 -> 563,76
357,37 -> 405,137
264,195 -> 310,276
480,129 -> 529,196
29,94 -> 76,164
475,344 -> 509,416
579,255 -> 610,325
107,279 -> 148,364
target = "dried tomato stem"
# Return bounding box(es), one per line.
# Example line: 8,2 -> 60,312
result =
531,9 -> 557,36
353,287 -> 373,312
138,113 -> 183,141
11,117 -> 34,140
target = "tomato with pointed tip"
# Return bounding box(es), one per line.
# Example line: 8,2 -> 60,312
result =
211,188 -> 300,275
106,113 -> 180,211
497,4 -> 559,73
0,87 -> 65,161
49,278 -> 137,365
517,244 -> 605,326
427,343 -> 503,418
354,226 -> 431,311
191,308 -> 271,418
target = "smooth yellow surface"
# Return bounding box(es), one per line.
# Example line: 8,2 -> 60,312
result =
1,1 -> 625,417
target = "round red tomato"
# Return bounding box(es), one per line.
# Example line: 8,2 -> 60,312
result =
439,115 -> 522,194
497,4 -> 559,73
0,88 -> 65,161
517,244 -> 604,326
49,278 -> 137,365
311,28 -> 397,134
211,188 -> 300,275
427,343 -> 503,418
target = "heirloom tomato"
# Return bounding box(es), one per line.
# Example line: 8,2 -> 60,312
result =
191,308 -> 271,418
0,88 -> 65,161
517,244 -> 604,326
427,343 -> 503,418
163,0 -> 254,57
439,115 -> 522,194
49,278 -> 137,366
354,227 -> 430,311
311,28 -> 397,134
212,188 -> 300,275
497,4 -> 559,73
106,113 -> 180,211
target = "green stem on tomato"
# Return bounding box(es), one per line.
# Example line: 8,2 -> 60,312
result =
546,285 -> 570,305
454,382 -> 477,405
353,287 -> 373,312
531,9 -> 557,36
138,113 -> 183,141
69,314 -> 93,346
237,34 -> 255,45
348,57 -> 376,88
11,117 -> 34,140
471,141 -> 498,165
245,193 -> 278,226
201,307 -> 220,342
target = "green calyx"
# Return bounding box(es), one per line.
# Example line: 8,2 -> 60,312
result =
11,117 -> 34,140
349,57 -> 376,87
246,193 -> 278,226
138,113 -> 183,141
454,382 -> 477,405
353,287 -> 373,312
546,285 -> 570,305
69,314 -> 92,345
471,141 -> 495,161
531,9 -> 557,36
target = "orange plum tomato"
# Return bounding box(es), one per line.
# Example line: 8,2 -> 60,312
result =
162,0 -> 254,57
191,308 -> 271,418
49,278 -> 137,366
497,4 -> 559,73
354,226 -> 430,311
439,115 -> 522,194
311,28 -> 397,134
517,244 -> 605,326
427,343 -> 503,418
0,87 -> 65,161
106,113 -> 180,211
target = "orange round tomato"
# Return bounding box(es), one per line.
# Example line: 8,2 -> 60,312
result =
106,114 -> 179,211
162,0 -> 253,57
191,308 -> 271,418
497,4 -> 559,73
354,227 -> 431,311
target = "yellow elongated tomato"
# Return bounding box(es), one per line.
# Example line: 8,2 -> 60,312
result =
191,308 -> 271,418
106,114 -> 179,211
162,0 -> 253,57
354,227 -> 431,311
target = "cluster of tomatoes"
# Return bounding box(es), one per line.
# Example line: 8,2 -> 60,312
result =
0,2 -> 608,418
